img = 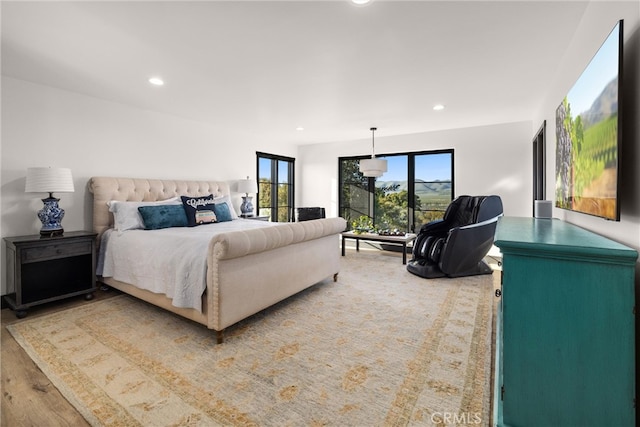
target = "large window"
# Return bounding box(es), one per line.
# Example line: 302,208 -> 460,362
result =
257,152 -> 295,222
339,150 -> 454,233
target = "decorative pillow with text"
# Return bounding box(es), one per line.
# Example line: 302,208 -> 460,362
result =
181,195 -> 218,226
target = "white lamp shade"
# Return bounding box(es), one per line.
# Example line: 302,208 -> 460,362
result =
359,158 -> 388,178
25,167 -> 75,193
237,178 -> 258,194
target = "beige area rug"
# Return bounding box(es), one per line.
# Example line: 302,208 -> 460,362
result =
7,250 -> 494,426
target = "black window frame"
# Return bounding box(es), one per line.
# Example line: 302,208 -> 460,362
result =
338,149 -> 454,232
532,121 -> 546,215
257,151 -> 295,222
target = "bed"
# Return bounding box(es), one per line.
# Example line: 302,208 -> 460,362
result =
89,177 -> 346,343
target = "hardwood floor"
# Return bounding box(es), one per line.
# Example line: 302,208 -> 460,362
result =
1,288 -> 119,426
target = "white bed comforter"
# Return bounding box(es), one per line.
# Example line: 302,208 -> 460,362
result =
97,219 -> 277,312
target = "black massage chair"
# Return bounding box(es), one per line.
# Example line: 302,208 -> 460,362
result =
407,195 -> 503,279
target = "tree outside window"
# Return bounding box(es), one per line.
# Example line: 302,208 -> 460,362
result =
339,150 -> 453,233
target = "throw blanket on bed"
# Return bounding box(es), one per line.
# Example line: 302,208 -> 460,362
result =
98,219 -> 278,312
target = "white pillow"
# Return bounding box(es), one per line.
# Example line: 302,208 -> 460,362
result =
213,195 -> 239,219
108,197 -> 181,231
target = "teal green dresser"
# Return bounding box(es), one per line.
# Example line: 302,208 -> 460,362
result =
493,217 -> 637,426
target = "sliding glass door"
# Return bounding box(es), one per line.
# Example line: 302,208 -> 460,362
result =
338,158 -> 372,227
413,152 -> 454,226
376,155 -> 409,231
339,150 -> 453,232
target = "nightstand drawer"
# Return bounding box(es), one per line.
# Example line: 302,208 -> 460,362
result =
21,241 -> 92,263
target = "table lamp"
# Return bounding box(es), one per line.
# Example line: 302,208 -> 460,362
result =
237,176 -> 258,216
25,167 -> 75,237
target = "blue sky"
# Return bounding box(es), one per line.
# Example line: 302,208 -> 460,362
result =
380,153 -> 452,182
566,21 -> 620,116
258,158 -> 291,182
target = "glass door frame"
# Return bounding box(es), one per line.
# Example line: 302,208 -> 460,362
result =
257,151 -> 295,222
338,149 -> 454,233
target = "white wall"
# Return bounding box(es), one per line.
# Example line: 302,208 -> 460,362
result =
532,1 -> 640,252
0,77 -> 298,294
297,121 -> 534,219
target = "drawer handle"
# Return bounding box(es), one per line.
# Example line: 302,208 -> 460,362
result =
495,289 -> 502,298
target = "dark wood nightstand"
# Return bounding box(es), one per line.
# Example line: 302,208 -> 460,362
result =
4,231 -> 97,318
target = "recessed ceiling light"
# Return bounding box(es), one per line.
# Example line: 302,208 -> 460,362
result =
296,127 -> 304,131
433,104 -> 445,111
148,77 -> 164,86
351,0 -> 372,5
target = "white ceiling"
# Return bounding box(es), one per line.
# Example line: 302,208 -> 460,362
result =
1,1 -> 591,145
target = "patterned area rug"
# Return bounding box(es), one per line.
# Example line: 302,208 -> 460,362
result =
7,250 -> 494,426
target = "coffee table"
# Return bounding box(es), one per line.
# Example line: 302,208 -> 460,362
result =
341,231 -> 417,264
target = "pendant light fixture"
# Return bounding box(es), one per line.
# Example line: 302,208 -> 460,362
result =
359,127 -> 387,177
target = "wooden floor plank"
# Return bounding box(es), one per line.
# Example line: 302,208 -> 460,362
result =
1,289 -> 118,426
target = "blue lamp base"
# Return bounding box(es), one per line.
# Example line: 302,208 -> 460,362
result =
240,195 -> 254,216
38,194 -> 65,237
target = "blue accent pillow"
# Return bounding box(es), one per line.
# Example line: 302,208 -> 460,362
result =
137,205 -> 188,230
213,202 -> 233,222
181,195 -> 217,227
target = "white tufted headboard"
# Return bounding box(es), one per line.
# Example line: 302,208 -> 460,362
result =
89,177 -> 230,240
